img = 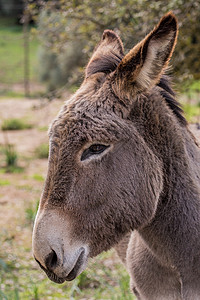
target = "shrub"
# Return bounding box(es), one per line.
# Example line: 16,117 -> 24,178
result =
4,144 -> 17,167
37,41 -> 85,92
35,143 -> 49,159
32,1 -> 200,88
36,10 -> 86,92
1,118 -> 33,131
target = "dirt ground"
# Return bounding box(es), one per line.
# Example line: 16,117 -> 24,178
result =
0,97 -> 65,231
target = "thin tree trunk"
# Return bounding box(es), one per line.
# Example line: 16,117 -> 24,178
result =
23,5 -> 30,97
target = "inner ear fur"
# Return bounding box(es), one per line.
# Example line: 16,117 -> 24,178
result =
112,12 -> 178,96
85,30 -> 124,78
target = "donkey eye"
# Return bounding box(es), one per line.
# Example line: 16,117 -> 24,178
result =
89,144 -> 108,153
81,144 -> 110,161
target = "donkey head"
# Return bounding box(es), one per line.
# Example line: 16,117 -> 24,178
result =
32,13 -> 178,283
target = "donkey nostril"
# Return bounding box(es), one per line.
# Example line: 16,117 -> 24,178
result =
45,250 -> 58,271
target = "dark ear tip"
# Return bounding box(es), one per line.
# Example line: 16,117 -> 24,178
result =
160,11 -> 178,29
102,30 -> 118,41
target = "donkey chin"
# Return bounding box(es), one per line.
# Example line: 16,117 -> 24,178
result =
32,209 -> 89,284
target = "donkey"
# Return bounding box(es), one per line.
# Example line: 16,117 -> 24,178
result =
32,12 -> 200,300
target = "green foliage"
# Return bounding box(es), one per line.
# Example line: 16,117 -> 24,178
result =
37,46 -> 64,91
0,288 -> 8,300
0,144 -> 24,173
182,102 -> 200,123
37,12 -> 85,91
35,143 -> 49,159
3,144 -> 18,167
32,286 -> 39,300
0,258 -> 8,271
1,118 -> 33,131
188,80 -> 200,93
28,0 -> 200,91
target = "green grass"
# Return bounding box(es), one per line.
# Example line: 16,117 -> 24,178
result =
1,118 -> 33,131
32,174 -> 44,182
25,199 -> 39,225
0,178 -> 10,186
0,144 -> 24,173
35,143 -> 49,159
0,216 -> 133,299
38,125 -> 48,132
0,90 -> 28,98
0,17 -> 39,85
0,89 -> 46,99
0,248 -> 134,300
189,80 -> 200,92
182,102 -> 200,123
4,144 -> 18,166
181,79 -> 200,94
2,166 -> 24,174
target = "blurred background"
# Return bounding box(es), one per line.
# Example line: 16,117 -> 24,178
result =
0,1 -> 199,299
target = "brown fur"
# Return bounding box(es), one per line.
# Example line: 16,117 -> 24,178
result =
32,13 -> 200,300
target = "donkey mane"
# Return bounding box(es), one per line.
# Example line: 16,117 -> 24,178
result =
157,75 -> 187,125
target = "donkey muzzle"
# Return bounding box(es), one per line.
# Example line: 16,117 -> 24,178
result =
34,246 -> 87,283
32,208 -> 89,283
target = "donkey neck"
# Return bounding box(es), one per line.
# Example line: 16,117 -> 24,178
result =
129,89 -> 200,269
129,90 -> 189,172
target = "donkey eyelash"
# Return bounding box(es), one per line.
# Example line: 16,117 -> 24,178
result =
81,144 -> 110,161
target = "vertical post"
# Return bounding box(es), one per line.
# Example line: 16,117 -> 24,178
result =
23,3 -> 30,97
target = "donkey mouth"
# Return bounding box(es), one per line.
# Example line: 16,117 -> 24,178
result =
64,249 -> 86,281
34,257 -> 65,284
46,271 -> 66,284
35,248 -> 86,284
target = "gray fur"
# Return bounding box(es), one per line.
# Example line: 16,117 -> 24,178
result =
32,13 -> 200,300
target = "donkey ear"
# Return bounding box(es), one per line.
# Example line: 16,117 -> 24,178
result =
113,12 -> 178,95
85,30 -> 124,78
